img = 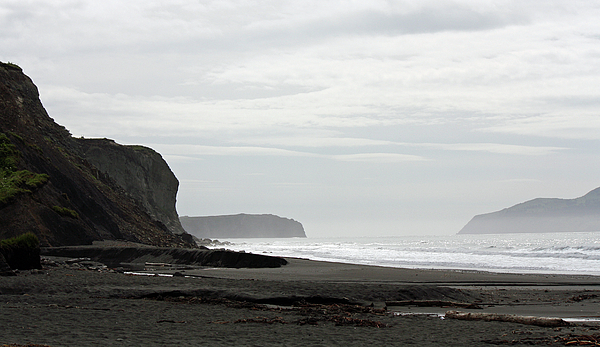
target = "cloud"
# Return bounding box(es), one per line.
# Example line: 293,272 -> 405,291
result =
237,136 -> 397,148
235,135 -> 565,156
333,153 -> 426,163
150,144 -> 317,158
418,142 -> 566,155
480,114 -> 600,140
151,143 -> 427,163
318,5 -> 527,36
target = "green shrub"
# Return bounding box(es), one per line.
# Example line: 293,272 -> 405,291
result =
0,133 -> 19,173
0,133 -> 49,205
0,232 -> 40,249
52,205 -> 79,219
0,170 -> 49,205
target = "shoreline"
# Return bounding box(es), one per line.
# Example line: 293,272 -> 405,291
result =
218,232 -> 600,277
179,257 -> 600,285
3,253 -> 600,346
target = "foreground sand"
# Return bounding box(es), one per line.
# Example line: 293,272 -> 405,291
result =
2,256 -> 600,346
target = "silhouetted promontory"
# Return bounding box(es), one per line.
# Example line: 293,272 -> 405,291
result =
459,187 -> 600,234
180,214 -> 306,238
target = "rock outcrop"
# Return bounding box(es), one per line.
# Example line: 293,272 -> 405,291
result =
0,62 -> 195,247
42,245 -> 288,268
459,187 -> 600,234
180,214 -> 307,238
0,253 -> 14,276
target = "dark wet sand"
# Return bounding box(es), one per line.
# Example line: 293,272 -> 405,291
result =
2,257 -> 600,346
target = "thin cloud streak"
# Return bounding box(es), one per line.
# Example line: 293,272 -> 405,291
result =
236,136 -> 565,155
151,143 -> 428,163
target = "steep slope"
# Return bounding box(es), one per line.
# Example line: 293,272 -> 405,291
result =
180,214 -> 307,238
459,187 -> 600,234
0,62 -> 194,247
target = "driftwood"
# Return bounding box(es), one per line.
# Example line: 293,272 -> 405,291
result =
386,300 -> 482,309
444,310 -> 570,327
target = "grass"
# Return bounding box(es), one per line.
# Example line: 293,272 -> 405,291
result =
0,232 -> 40,250
0,170 -> 49,205
52,205 -> 79,219
0,133 -> 19,172
0,133 -> 49,205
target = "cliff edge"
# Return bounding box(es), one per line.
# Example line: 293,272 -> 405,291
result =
458,187 -> 600,234
180,214 -> 307,238
0,62 -> 194,247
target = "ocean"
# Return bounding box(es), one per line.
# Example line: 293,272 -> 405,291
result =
221,232 -> 600,276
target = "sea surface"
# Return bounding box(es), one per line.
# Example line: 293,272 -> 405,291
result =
221,232 -> 600,275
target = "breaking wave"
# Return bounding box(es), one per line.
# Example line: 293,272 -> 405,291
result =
222,232 -> 600,275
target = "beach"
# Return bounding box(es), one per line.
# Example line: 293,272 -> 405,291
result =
2,255 -> 600,346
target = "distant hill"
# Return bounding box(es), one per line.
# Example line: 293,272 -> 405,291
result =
458,187 -> 600,234
0,62 -> 194,247
180,214 -> 307,238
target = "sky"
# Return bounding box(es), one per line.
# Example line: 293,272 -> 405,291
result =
2,0 -> 600,237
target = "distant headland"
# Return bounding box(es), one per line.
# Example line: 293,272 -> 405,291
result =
180,214 -> 307,238
459,187 -> 600,234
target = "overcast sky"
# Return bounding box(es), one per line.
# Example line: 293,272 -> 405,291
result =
2,0 -> 600,237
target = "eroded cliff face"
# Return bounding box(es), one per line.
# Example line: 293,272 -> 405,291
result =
0,62 -> 194,247
75,139 -> 186,235
180,214 -> 307,238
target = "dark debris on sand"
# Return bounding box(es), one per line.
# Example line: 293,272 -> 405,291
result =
142,293 -> 389,328
482,329 -> 600,346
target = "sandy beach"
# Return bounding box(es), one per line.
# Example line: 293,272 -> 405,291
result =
2,255 -> 600,346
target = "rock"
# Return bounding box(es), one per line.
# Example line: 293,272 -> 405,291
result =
41,245 -> 288,268
0,252 -> 15,276
180,214 -> 306,238
459,187 -> 600,234
1,245 -> 41,270
0,233 -> 42,270
445,311 -> 569,327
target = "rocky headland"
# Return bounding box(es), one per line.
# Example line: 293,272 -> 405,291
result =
0,62 -> 194,247
459,187 -> 600,234
180,214 -> 307,238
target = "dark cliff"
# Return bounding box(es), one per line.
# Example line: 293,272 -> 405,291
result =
0,62 -> 195,247
75,138 -> 186,235
180,214 -> 307,238
459,187 -> 600,234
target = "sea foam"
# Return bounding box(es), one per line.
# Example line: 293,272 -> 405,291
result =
221,232 -> 600,275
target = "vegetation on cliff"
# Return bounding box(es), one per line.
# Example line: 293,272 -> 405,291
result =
0,133 -> 49,206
